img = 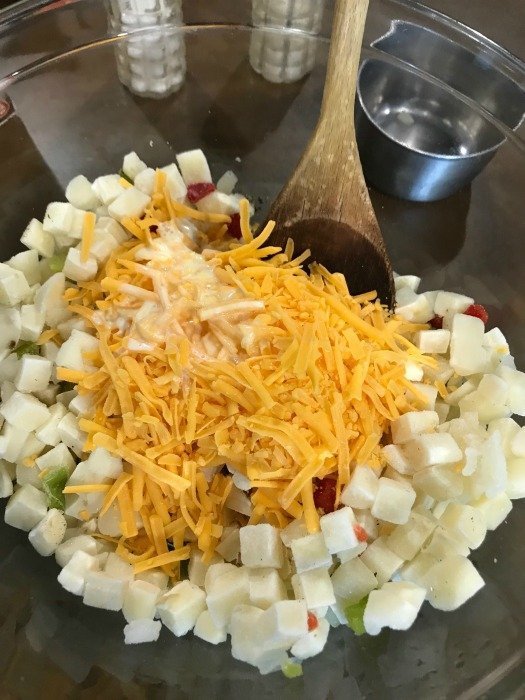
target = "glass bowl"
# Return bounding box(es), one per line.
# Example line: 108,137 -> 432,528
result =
0,1 -> 524,697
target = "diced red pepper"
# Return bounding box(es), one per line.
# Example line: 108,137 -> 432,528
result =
186,182 -> 216,204
429,315 -> 443,329
307,611 -> 318,632
227,212 -> 242,240
313,477 -> 337,514
354,524 -> 368,542
465,303 -> 489,325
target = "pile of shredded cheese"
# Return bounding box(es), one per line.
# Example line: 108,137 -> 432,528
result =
57,171 -> 435,576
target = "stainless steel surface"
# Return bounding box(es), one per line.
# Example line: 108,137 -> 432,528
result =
355,22 -> 525,201
0,1 -> 524,698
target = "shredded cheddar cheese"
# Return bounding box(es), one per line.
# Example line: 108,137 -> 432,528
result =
65,172 -> 435,571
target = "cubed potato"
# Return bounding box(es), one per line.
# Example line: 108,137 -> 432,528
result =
291,617 -> 330,660
403,433 -> 462,469
193,610 -> 227,645
157,580 -> 206,636
449,314 -> 490,376
21,219 -> 54,258
438,503 -> 486,549
340,465 -> 379,509
28,508 -> 67,556
240,524 -> 284,569
371,478 -> 416,525
57,550 -> 99,595
249,568 -> 287,609
176,149 -> 212,185
359,537 -> 403,586
83,571 -> 128,610
124,619 -> 162,644
364,581 -> 426,635
319,506 -> 358,554
122,151 -> 147,180
66,175 -> 100,210
422,555 -> 484,611
290,533 -> 332,573
330,557 -> 378,603
294,568 -> 336,609
386,511 -> 436,560
391,411 -> 440,445
122,580 -> 161,622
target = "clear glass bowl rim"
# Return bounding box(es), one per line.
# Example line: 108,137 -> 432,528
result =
1,0 -> 524,156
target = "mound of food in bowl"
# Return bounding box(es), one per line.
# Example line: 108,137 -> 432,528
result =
0,148 -> 524,676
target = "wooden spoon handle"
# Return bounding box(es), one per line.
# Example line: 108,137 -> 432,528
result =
274,0 -> 372,219
320,0 -> 368,133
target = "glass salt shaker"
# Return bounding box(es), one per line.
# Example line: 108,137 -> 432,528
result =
106,0 -> 186,98
250,0 -> 324,83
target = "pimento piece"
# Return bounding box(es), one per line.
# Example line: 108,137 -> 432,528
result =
186,182 -> 216,204
227,212 -> 242,240
313,477 -> 337,514
429,315 -> 443,329
354,524 -> 368,542
465,303 -> 489,325
307,611 -> 318,632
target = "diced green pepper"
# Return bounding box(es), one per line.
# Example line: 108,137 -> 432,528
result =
119,169 -> 133,184
14,340 -> 39,359
344,596 -> 368,636
281,660 -> 303,679
48,251 -> 68,273
41,466 -> 70,511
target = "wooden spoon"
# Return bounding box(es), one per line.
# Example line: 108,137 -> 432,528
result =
267,0 -> 394,307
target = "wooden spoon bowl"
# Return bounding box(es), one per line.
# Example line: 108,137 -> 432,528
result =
267,0 -> 394,307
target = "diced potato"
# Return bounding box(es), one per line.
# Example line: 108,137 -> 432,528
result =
206,567 -> 250,627
412,465 -> 464,500
21,219 -> 54,258
55,534 -> 98,567
330,558 -> 377,603
240,523 -> 284,569
123,580 -> 161,622
391,411 -> 440,445
438,503 -> 486,549
28,508 -> 67,556
449,314 -> 490,376
386,511 -> 437,560
122,152 -> 147,181
290,533 -> 332,573
422,555 -> 484,611
291,617 -> 330,660
340,465 -> 379,509
63,248 -> 98,282
359,538 -> 403,586
371,478 -> 416,525
1,390 -> 50,431
108,187 -> 151,220
157,580 -> 206,636
506,457 -> 525,499
83,571 -> 128,610
249,568 -> 287,609
0,263 -> 31,306
319,506 -> 358,554
364,581 -> 426,635
294,568 -> 336,609
66,175 -> 100,210
57,550 -> 99,595
403,433 -> 462,469
176,149 -> 212,185
124,619 -> 162,644
472,493 -> 512,531
14,355 -> 52,393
